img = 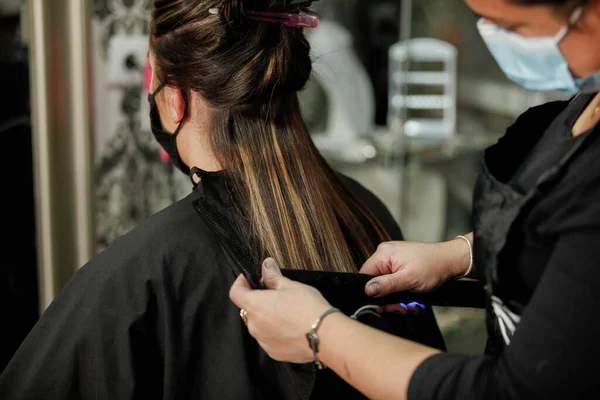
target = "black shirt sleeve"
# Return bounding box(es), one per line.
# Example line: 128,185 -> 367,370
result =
408,176 -> 600,400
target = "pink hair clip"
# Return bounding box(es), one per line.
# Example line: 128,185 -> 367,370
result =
246,11 -> 319,29
208,8 -> 319,29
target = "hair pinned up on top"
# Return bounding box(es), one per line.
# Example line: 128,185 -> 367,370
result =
151,0 -> 318,107
150,0 -> 390,274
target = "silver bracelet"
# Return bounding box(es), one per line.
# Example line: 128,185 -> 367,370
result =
455,235 -> 474,279
306,307 -> 341,370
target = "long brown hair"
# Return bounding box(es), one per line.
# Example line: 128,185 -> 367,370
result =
151,0 -> 390,272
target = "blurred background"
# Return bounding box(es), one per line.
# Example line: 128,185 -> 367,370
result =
0,0 -> 569,372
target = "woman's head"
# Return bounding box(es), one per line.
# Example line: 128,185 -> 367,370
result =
149,0 -> 389,272
467,0 -> 600,80
149,0 -> 315,172
151,0 -> 313,110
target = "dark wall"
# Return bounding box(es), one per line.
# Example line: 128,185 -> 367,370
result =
354,0 -> 401,126
0,17 -> 38,373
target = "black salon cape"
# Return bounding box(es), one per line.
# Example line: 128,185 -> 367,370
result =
409,95 -> 600,399
0,175 -> 441,399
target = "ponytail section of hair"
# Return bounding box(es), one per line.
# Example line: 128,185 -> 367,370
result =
211,96 -> 390,273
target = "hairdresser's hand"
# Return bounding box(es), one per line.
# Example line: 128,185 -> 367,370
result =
361,236 -> 473,299
229,258 -> 332,364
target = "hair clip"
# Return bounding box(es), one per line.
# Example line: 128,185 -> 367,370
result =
246,11 -> 319,29
208,8 -> 319,29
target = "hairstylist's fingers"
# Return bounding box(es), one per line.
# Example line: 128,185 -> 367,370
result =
261,258 -> 286,289
360,242 -> 397,276
229,274 -> 253,308
366,269 -> 414,297
384,303 -> 409,315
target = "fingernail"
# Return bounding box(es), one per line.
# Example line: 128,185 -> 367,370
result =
368,282 -> 382,296
399,303 -> 408,311
263,258 -> 279,271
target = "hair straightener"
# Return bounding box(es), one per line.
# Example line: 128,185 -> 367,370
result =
280,269 -> 486,309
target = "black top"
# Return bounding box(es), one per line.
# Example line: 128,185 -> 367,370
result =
0,173 -> 441,399
409,94 -> 600,399
509,95 -> 591,193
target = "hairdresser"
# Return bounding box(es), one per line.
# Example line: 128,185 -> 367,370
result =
230,0 -> 600,398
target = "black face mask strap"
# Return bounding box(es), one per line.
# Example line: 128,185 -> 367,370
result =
172,89 -> 188,137
148,82 -> 167,103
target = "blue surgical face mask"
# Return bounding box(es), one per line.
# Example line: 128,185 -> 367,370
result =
477,7 -> 600,95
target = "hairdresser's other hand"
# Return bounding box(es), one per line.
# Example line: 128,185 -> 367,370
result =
360,238 -> 472,298
229,258 -> 332,364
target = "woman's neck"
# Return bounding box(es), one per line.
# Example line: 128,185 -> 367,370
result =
178,124 -> 222,173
